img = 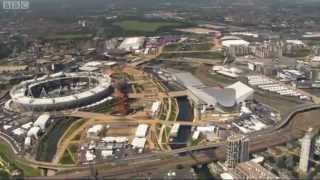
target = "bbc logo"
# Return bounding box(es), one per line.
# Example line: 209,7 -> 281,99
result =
3,0 -> 30,10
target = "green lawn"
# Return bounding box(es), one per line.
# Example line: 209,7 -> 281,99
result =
284,48 -> 311,58
115,20 -> 182,32
159,51 -> 225,59
64,119 -> 86,140
208,74 -> 237,85
96,101 -> 114,113
47,33 -> 92,40
0,143 -> 40,177
164,43 -> 213,52
59,144 -> 78,165
59,151 -> 74,165
168,99 -> 177,121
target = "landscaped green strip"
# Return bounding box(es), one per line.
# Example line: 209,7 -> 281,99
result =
208,74 -> 237,84
159,51 -> 225,59
63,119 -> 86,140
68,144 -> 79,163
59,150 -> 74,165
164,43 -> 213,52
0,143 -> 41,177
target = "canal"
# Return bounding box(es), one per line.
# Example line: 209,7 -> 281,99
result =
170,97 -> 214,179
170,97 -> 193,149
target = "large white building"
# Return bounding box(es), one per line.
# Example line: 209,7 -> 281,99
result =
118,37 -> 145,51
221,36 -> 250,48
34,113 -> 50,130
227,82 -> 254,104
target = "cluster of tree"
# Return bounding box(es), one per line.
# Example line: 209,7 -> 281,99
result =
0,43 -> 11,59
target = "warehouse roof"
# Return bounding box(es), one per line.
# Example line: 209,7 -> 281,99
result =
202,87 -> 236,108
173,72 -> 205,88
222,39 -> 250,47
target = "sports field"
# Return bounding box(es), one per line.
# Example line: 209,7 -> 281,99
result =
115,20 -> 182,32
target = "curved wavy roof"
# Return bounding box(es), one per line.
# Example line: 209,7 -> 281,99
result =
202,87 -> 236,108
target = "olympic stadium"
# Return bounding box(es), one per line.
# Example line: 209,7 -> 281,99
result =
8,72 -> 113,112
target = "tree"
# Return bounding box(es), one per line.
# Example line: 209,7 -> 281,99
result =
275,156 -> 286,169
285,156 -> 295,170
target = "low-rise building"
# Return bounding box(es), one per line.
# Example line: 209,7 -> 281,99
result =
230,161 -> 279,179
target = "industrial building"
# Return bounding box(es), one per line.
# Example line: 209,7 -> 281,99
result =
227,82 -> 254,104
247,75 -> 306,99
172,72 -> 254,117
229,161 -> 279,179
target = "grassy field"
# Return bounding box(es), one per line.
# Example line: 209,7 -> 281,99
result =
59,144 -> 78,165
59,151 -> 74,165
47,33 -> 92,40
284,48 -> 311,58
208,74 -> 238,85
163,43 -> 213,52
63,119 -> 85,140
159,51 -> 225,59
115,20 -> 182,32
169,99 -> 177,121
0,143 -> 40,177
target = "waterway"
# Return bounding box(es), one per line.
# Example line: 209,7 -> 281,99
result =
170,97 -> 213,179
170,97 -> 192,149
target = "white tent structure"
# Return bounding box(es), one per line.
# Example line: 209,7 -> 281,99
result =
27,126 -> 41,139
135,124 -> 149,138
34,113 -> 50,130
227,81 -> 254,103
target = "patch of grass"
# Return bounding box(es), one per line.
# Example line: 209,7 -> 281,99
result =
69,144 -> 78,155
59,151 -> 74,165
284,48 -> 311,58
115,20 -> 182,32
64,119 -> 86,140
164,43 -> 213,52
208,73 -> 237,84
95,100 -> 115,113
168,100 -> 177,121
68,144 -> 79,163
159,51 -> 225,59
0,143 -> 40,177
189,134 -> 204,146
72,134 -> 81,141
47,33 -> 92,40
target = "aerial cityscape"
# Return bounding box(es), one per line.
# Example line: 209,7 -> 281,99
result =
1,0 -> 320,179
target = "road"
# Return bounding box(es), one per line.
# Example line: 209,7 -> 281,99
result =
159,57 -> 221,65
62,111 -> 231,127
